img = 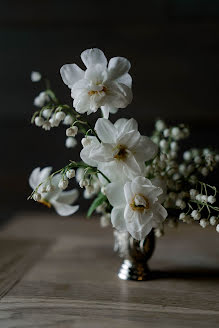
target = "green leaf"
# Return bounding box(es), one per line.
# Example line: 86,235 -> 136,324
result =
87,192 -> 107,217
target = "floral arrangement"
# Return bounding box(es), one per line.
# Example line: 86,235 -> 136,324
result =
29,48 -> 219,241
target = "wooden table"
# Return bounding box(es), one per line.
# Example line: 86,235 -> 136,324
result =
0,212 -> 218,327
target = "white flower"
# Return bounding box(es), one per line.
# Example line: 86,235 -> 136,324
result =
55,111 -> 66,121
66,126 -> 78,137
49,115 -> 61,127
58,177 -> 69,190
155,120 -> 166,132
200,219 -> 208,228
201,167 -> 209,176
35,116 -> 44,127
80,118 -> 157,179
163,128 -> 170,138
63,114 -> 74,125
191,210 -> 201,220
65,137 -> 77,148
66,169 -> 76,179
216,224 -> 219,233
170,141 -> 178,151
210,216 -> 217,225
33,192 -> 41,202
105,176 -> 167,240
100,213 -> 111,227
81,137 -> 91,147
34,91 -> 49,107
171,127 -> 181,139
183,151 -> 192,161
175,199 -> 186,210
42,121 -> 51,131
31,71 -> 41,82
60,48 -> 132,118
42,109 -> 51,119
29,167 -> 79,216
208,195 -> 216,204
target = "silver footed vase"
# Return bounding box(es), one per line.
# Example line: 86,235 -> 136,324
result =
114,229 -> 155,281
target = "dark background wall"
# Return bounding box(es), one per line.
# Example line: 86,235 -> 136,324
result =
1,0 -> 219,216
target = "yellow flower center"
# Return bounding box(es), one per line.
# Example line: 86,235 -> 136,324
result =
130,194 -> 149,212
88,86 -> 107,96
39,199 -> 52,208
113,144 -> 128,160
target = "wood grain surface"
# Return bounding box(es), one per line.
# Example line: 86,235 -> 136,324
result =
0,212 -> 219,327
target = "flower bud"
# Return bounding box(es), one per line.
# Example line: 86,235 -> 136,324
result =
155,120 -> 166,132
31,71 -> 41,82
42,109 -> 51,119
65,137 -> 77,148
183,151 -> 192,161
63,115 -> 74,125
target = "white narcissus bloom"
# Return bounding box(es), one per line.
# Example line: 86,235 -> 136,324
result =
80,118 -> 157,179
29,167 -> 79,216
60,48 -> 132,118
105,176 -> 167,240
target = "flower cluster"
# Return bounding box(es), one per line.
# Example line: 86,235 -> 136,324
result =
29,48 -> 219,240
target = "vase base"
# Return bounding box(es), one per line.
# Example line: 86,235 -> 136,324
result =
118,259 -> 152,281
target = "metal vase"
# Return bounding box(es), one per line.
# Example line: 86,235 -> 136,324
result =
114,229 -> 155,281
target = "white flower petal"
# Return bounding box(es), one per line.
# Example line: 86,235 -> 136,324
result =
151,177 -> 167,204
117,130 -> 141,149
73,92 -> 92,114
90,143 -> 113,162
117,73 -> 132,88
108,82 -> 133,108
135,136 -> 158,162
132,220 -> 153,240
130,177 -> 162,201
152,203 -> 167,227
81,48 -> 107,68
124,181 -> 134,204
52,200 -> 79,216
80,137 -> 100,167
39,166 -> 53,183
95,118 -> 117,143
123,156 -> 143,178
111,207 -> 127,231
108,57 -> 131,80
29,167 -> 41,189
97,162 -> 127,185
56,189 -> 79,205
101,106 -> 110,119
60,64 -> 84,89
105,182 -> 125,207
84,65 -> 107,83
71,79 -> 90,99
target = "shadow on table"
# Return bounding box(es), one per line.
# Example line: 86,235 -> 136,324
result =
151,268 -> 219,281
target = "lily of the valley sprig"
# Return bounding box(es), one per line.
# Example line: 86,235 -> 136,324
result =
29,48 -> 219,239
